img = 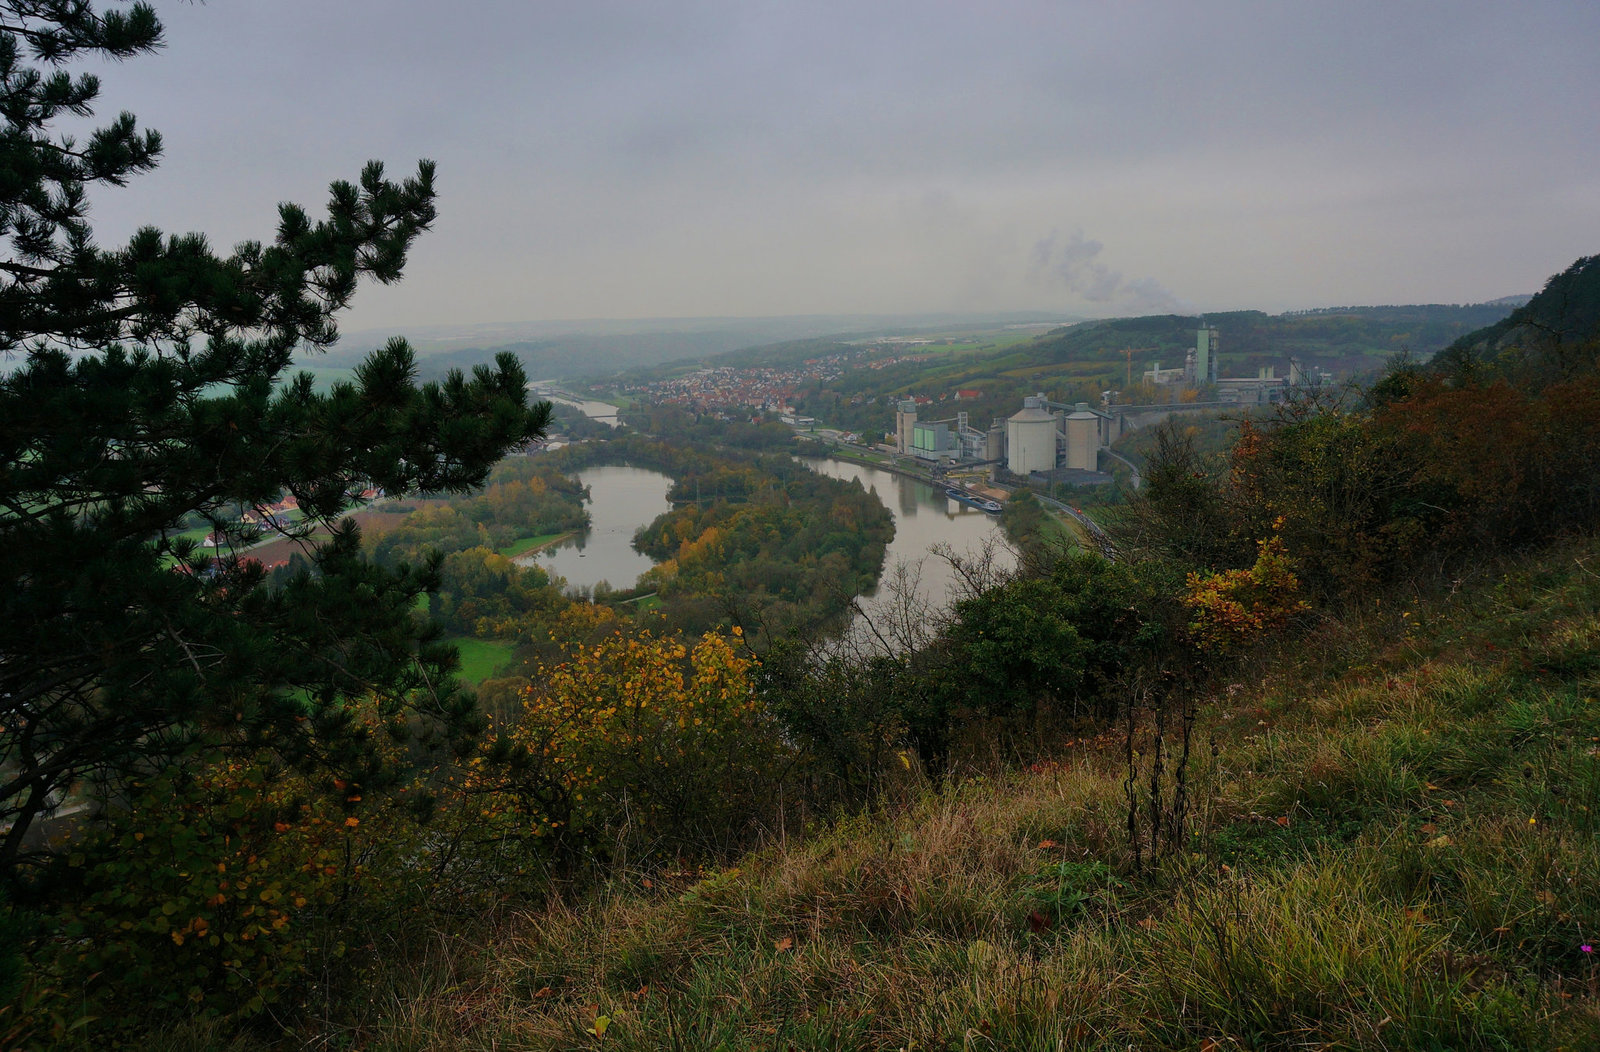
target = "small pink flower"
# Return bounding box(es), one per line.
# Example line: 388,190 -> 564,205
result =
1583,944 -> 1594,954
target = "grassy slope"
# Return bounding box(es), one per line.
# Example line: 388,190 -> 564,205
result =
315,540 -> 1600,1050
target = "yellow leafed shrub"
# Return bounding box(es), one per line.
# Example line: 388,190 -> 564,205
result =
1182,532 -> 1309,653
465,627 -> 783,862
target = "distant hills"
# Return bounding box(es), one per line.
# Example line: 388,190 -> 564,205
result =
1020,303 -> 1524,380
680,303 -> 1528,407
299,294 -> 1548,391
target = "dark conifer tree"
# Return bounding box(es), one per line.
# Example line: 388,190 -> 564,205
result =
0,1 -> 551,874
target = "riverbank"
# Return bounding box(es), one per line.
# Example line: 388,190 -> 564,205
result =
797,433 -> 1014,501
803,442 -> 951,490
801,456 -> 1013,628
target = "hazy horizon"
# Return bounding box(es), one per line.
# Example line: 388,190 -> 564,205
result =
330,295 -> 1529,358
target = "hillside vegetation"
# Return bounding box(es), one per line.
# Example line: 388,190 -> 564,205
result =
1435,255 -> 1600,386
280,534 -> 1600,1050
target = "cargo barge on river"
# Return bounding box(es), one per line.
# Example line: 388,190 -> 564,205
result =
945,487 -> 1002,514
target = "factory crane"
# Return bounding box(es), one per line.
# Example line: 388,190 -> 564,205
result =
1117,348 -> 1155,391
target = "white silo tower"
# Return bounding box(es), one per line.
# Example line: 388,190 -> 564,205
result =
1006,400 -> 1058,475
985,421 -> 1005,462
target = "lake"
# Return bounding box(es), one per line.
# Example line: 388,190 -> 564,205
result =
516,464 -> 672,592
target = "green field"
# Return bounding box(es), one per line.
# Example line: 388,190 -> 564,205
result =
906,330 -> 1041,356
495,532 -> 567,558
447,636 -> 518,683
1040,507 -> 1086,547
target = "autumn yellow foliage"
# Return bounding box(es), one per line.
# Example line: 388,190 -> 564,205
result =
463,627 -> 780,859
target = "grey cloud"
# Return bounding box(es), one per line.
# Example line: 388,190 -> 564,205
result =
1033,231 -> 1185,315
59,1 -> 1600,328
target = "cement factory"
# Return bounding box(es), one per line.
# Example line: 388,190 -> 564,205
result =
892,394 -> 1116,481
887,324 -> 1330,484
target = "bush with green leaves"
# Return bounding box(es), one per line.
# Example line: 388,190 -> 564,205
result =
942,552 -> 1174,724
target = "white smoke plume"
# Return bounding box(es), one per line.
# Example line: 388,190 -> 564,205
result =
1032,229 -> 1186,314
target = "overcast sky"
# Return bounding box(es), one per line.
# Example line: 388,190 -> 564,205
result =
76,0 -> 1600,332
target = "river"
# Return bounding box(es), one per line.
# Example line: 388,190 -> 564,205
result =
528,382 -> 621,427
801,458 -> 1014,637
515,444 -> 1013,621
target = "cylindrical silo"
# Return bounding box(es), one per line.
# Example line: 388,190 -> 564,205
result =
1065,403 -> 1099,472
1006,405 -> 1057,475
